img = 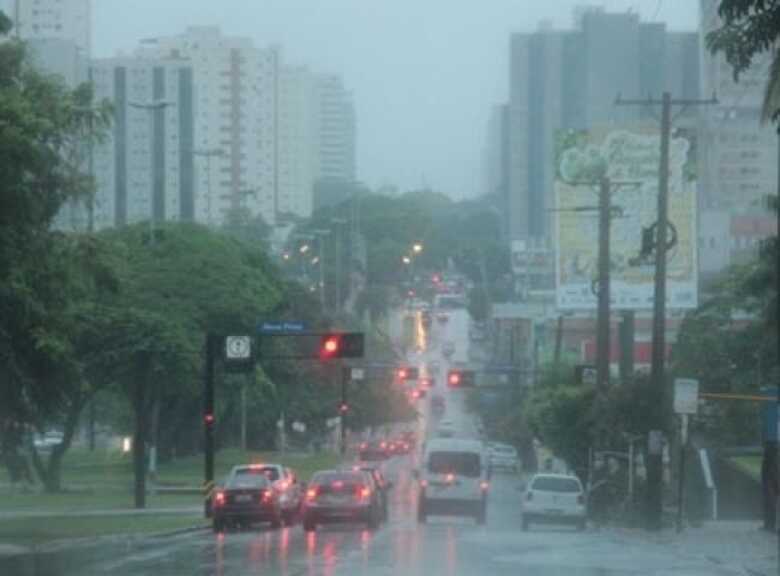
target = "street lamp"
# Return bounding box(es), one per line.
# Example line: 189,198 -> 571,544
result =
191,148 -> 226,226
413,243 -> 423,254
402,256 -> 412,265
129,99 -> 176,243
311,256 -> 320,265
300,244 -> 310,254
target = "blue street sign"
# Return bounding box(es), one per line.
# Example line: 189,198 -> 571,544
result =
258,321 -> 306,334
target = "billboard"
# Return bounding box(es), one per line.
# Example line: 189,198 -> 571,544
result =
554,129 -> 697,310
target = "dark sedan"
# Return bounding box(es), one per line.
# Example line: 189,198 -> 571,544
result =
212,473 -> 282,532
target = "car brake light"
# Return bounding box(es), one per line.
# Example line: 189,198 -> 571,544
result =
261,490 -> 273,503
306,487 -> 318,501
333,480 -> 344,490
278,480 -> 289,491
357,486 -> 371,500
214,491 -> 225,506
526,491 -> 533,501
445,473 -> 455,484
380,442 -> 387,449
480,481 -> 489,491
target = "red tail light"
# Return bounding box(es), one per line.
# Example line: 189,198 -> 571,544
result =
261,490 -> 274,503
214,491 -> 226,506
480,481 -> 489,491
333,480 -> 344,490
277,480 -> 289,491
445,473 -> 455,484
357,486 -> 371,500
526,491 -> 533,501
306,487 -> 318,501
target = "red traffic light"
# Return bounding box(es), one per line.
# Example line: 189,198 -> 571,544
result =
447,371 -> 461,387
318,333 -> 365,359
339,402 -> 349,414
204,413 -> 215,426
321,335 -> 340,358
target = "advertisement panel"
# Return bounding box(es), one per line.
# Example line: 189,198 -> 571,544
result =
555,128 -> 697,310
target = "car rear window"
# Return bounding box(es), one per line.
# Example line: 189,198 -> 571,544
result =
427,451 -> 481,478
531,476 -> 581,493
227,474 -> 269,489
313,471 -> 367,493
235,466 -> 280,482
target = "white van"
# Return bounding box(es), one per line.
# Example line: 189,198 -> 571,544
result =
416,438 -> 490,524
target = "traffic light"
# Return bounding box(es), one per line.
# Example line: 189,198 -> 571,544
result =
319,332 -> 365,360
447,369 -> 476,388
338,402 -> 349,414
396,366 -> 419,381
204,413 -> 215,427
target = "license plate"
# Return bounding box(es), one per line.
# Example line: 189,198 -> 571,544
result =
235,494 -> 252,503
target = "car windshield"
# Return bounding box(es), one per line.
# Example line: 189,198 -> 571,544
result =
531,477 -> 582,493
427,452 -> 481,478
2,1 -> 775,574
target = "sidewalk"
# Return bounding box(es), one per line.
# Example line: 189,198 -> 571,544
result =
613,520 -> 778,576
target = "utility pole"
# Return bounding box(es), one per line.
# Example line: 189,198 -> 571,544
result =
596,177 -> 611,390
203,332 -> 216,517
616,91 -> 716,531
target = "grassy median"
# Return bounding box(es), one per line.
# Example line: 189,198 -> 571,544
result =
0,448 -> 341,512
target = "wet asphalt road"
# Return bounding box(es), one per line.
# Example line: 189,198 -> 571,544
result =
58,309 -> 772,576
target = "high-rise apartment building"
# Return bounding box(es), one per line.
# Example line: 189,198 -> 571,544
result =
277,66 -> 319,218
696,0 -> 777,280
138,27 -> 279,226
1,0 -> 90,85
316,75 -> 356,183
506,8 -> 699,243
89,56 -> 195,229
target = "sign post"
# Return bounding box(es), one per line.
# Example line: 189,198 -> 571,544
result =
673,378 -> 699,532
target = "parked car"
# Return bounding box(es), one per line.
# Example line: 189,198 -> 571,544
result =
236,463 -> 304,525
302,470 -> 383,531
521,473 -> 586,531
415,438 -> 489,525
212,469 -> 282,532
488,442 -> 520,473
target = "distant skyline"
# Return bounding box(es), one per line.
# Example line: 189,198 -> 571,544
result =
90,1 -> 698,199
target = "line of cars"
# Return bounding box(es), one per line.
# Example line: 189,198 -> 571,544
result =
212,450 -> 401,533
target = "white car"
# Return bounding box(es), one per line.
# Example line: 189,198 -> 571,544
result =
416,438 -> 490,524
488,443 -> 519,472
522,473 -> 586,531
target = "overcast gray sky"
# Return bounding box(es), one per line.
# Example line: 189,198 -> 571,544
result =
93,1 -> 698,199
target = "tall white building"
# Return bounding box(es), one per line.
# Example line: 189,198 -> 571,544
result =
316,75 -> 356,182
89,56 -> 195,230
2,0 -> 90,85
137,27 -> 278,227
698,0 -> 777,281
277,66 -> 319,218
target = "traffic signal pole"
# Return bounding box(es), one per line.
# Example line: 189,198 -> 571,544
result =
203,332 -> 216,517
